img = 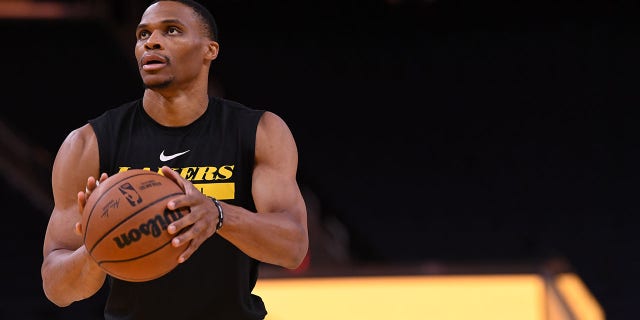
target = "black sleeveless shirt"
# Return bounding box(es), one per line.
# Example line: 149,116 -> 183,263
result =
89,96 -> 267,320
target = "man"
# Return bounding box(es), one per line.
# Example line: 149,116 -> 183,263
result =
41,0 -> 309,319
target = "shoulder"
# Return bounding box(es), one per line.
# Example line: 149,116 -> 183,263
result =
211,96 -> 264,115
255,111 -> 297,163
58,124 -> 98,159
53,123 -> 100,182
258,111 -> 289,134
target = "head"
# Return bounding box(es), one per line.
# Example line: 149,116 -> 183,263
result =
135,0 -> 219,91
150,0 -> 218,41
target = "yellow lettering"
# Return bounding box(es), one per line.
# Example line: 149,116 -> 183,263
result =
193,167 -> 217,181
217,165 -> 234,180
179,167 -> 200,180
116,165 -> 235,184
117,167 -> 154,173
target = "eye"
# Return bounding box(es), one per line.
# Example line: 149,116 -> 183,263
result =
137,30 -> 150,40
167,27 -> 181,35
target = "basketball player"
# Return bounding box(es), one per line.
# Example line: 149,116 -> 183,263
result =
41,0 -> 309,318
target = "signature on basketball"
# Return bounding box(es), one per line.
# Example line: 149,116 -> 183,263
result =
101,199 -> 120,218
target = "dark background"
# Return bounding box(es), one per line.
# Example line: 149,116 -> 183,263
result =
2,0 -> 639,319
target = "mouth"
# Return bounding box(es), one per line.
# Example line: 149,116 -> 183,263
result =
140,54 -> 168,71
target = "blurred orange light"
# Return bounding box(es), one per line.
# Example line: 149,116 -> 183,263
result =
254,273 -> 603,320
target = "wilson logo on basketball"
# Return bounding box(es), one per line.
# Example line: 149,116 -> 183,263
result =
112,207 -> 188,249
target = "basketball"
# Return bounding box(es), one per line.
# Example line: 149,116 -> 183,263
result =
81,169 -> 189,282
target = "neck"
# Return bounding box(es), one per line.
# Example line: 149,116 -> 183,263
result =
142,89 -> 209,127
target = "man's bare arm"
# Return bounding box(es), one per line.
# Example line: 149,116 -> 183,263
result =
41,124 -> 107,307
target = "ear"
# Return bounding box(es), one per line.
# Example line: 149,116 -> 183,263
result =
204,40 -> 219,61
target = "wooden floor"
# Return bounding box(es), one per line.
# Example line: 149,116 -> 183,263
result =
257,259 -> 604,320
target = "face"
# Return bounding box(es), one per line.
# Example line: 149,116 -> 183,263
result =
135,1 -> 218,90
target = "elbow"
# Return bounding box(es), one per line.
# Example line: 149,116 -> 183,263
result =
283,250 -> 308,270
42,278 -> 73,307
41,259 -> 75,307
283,233 -> 309,270
45,291 -> 73,308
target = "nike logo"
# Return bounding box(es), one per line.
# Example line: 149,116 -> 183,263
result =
159,150 -> 191,162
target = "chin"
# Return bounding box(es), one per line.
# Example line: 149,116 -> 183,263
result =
142,78 -> 174,90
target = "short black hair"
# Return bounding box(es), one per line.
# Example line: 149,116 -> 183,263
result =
150,0 -> 218,41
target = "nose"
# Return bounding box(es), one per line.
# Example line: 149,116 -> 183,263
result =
144,30 -> 163,50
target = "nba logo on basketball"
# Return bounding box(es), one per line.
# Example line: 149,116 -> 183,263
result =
118,182 -> 143,206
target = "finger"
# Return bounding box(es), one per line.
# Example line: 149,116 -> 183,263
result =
74,222 -> 83,236
159,167 -> 189,210
86,176 -> 96,188
167,197 -> 188,212
172,220 -> 215,249
161,166 -> 184,187
177,237 -> 205,263
171,219 -> 201,244
170,227 -> 196,263
177,245 -> 193,263
89,176 -> 101,189
77,191 -> 87,214
167,208 -> 196,235
84,176 -> 98,197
